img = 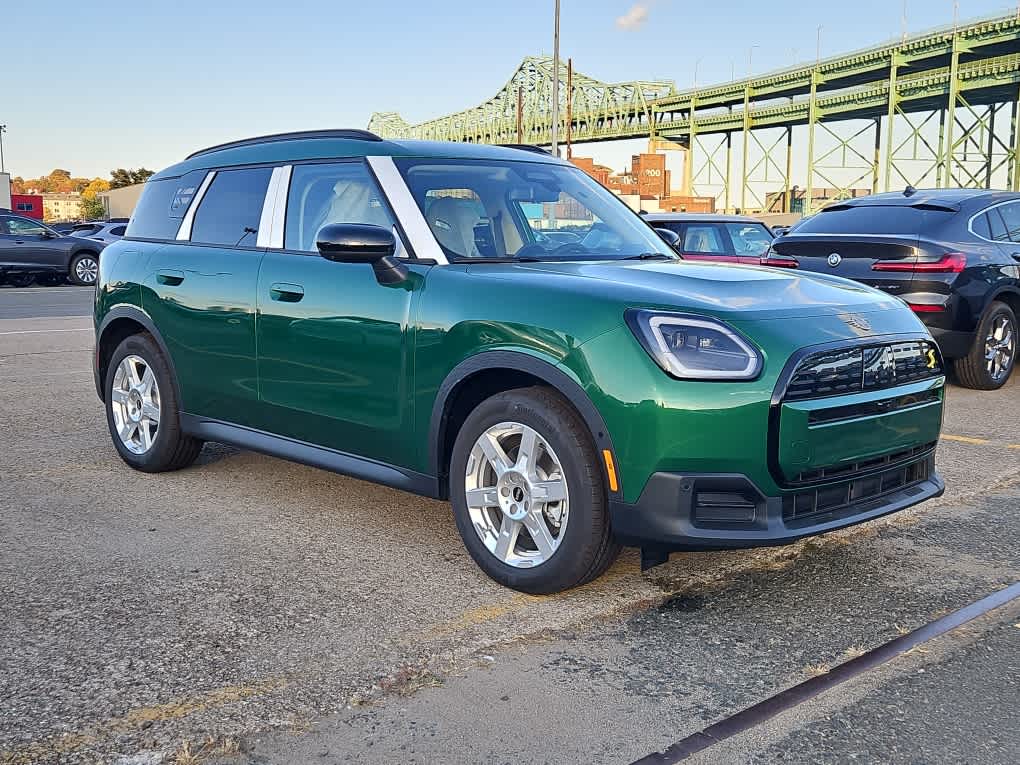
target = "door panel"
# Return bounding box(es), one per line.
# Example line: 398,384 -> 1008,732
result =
255,254 -> 426,466
141,244 -> 264,425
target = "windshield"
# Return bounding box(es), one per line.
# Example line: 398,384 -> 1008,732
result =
394,157 -> 676,262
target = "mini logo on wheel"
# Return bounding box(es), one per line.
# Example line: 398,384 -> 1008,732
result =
827,253 -> 842,267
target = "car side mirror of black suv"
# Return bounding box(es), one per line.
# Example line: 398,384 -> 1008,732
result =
654,228 -> 681,249
316,223 -> 408,285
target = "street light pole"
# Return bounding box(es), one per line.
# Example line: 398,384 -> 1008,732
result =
0,125 -> 7,174
551,0 -> 561,156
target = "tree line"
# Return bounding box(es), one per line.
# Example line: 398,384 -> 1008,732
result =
10,168 -> 155,220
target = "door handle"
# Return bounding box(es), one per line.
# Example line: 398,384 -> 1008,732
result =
269,283 -> 304,302
156,269 -> 186,286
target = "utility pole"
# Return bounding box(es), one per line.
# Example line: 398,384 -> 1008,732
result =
0,124 -> 6,173
551,0 -> 561,156
566,58 -> 573,158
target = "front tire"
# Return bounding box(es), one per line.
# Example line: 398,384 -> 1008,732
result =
450,387 -> 621,594
953,301 -> 1016,390
104,333 -> 203,472
68,252 -> 99,286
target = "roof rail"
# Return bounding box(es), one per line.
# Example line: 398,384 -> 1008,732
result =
497,143 -> 552,156
186,129 -> 384,160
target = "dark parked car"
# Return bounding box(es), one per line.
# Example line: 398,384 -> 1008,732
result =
643,213 -> 783,266
0,213 -> 105,286
770,189 -> 1020,389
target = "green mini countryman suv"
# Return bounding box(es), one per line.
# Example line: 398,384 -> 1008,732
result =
94,130 -> 946,593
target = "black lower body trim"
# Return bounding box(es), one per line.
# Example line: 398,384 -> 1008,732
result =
180,414 -> 440,498
610,469 -> 944,551
928,326 -> 974,359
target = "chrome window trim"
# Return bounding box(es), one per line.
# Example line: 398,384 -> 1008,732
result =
967,199 -> 1020,243
258,165 -> 292,249
175,170 -> 216,241
366,155 -> 448,264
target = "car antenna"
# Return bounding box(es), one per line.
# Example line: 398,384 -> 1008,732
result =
903,185 -> 916,197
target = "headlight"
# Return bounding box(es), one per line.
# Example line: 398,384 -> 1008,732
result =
625,309 -> 763,380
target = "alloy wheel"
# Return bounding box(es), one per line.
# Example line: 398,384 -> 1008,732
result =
75,257 -> 99,285
985,314 -> 1015,383
110,355 -> 161,454
465,421 -> 569,568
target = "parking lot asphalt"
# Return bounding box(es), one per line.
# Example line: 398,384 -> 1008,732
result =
1,285 -> 1017,764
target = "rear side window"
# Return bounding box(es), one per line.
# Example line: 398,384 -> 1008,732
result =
972,213 -> 992,239
124,178 -> 181,240
995,202 -> 1020,243
986,209 -> 1009,241
110,226 -> 127,236
191,167 -> 273,247
794,206 -> 951,236
725,222 -> 772,256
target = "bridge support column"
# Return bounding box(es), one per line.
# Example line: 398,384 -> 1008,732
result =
784,126 -> 793,213
872,117 -> 881,194
1012,88 -> 1020,191
806,71 -> 819,214
741,85 -> 751,212
883,53 -> 901,192
725,132 -> 732,212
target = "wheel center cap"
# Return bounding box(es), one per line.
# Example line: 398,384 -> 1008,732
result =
497,471 -> 530,521
127,390 -> 143,422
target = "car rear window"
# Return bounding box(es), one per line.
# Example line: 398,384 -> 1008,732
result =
793,206 -> 952,236
124,170 -> 210,241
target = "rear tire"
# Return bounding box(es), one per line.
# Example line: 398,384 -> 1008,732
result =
449,386 -> 621,594
104,333 -> 204,472
952,301 -> 1016,390
69,252 -> 99,286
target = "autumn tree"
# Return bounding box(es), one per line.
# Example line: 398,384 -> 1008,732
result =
110,168 -> 155,189
80,178 -> 111,220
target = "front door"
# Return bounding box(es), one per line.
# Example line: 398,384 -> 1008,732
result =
0,215 -> 60,268
255,160 -> 426,467
141,166 -> 273,426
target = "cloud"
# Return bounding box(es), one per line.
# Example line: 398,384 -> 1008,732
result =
616,3 -> 650,30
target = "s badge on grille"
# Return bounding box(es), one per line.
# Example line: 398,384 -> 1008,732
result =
827,253 -> 842,267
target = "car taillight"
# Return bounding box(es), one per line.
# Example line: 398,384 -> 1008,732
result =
872,252 -> 967,273
908,304 -> 946,313
759,255 -> 799,268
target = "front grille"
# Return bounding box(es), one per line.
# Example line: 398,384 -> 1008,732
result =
785,340 -> 942,401
782,452 -> 934,523
790,442 -> 936,485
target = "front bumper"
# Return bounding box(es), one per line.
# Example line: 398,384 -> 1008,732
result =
609,451 -> 944,551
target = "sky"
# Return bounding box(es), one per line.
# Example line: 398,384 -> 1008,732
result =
2,0 -> 1017,181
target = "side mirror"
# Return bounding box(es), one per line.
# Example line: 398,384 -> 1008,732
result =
316,223 -> 408,285
654,227 -> 681,249
41,230 -> 56,239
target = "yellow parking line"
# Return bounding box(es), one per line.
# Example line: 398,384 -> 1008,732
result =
942,434 -> 991,445
1008,444 -> 1020,451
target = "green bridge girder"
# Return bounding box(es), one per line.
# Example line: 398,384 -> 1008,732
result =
371,12 -> 1020,211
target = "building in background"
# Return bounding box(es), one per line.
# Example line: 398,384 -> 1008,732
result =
11,194 -> 44,219
570,154 -> 714,214
41,192 -> 82,222
0,172 -> 10,210
98,183 -> 144,220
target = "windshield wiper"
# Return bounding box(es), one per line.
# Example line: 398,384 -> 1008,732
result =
623,252 -> 678,261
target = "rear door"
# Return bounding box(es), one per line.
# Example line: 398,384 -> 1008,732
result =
139,167 -> 272,426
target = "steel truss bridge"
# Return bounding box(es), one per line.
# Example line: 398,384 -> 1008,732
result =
370,13 -> 1020,213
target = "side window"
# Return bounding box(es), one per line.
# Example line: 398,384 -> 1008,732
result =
7,217 -> 48,236
426,187 -> 496,257
0,216 -> 12,234
191,167 -> 273,247
110,226 -> 127,237
995,202 -> 1020,243
125,178 -> 185,240
972,212 -> 992,240
284,162 -> 400,253
683,224 -> 728,254
725,223 -> 772,256
987,208 -> 1010,242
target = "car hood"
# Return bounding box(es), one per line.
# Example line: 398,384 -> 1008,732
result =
468,259 -> 906,320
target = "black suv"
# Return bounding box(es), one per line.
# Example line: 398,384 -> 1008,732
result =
0,212 -> 105,286
770,189 -> 1020,389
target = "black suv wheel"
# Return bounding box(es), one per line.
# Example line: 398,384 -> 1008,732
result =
953,301 -> 1017,390
450,387 -> 621,594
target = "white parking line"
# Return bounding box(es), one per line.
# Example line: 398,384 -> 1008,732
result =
0,328 -> 92,336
